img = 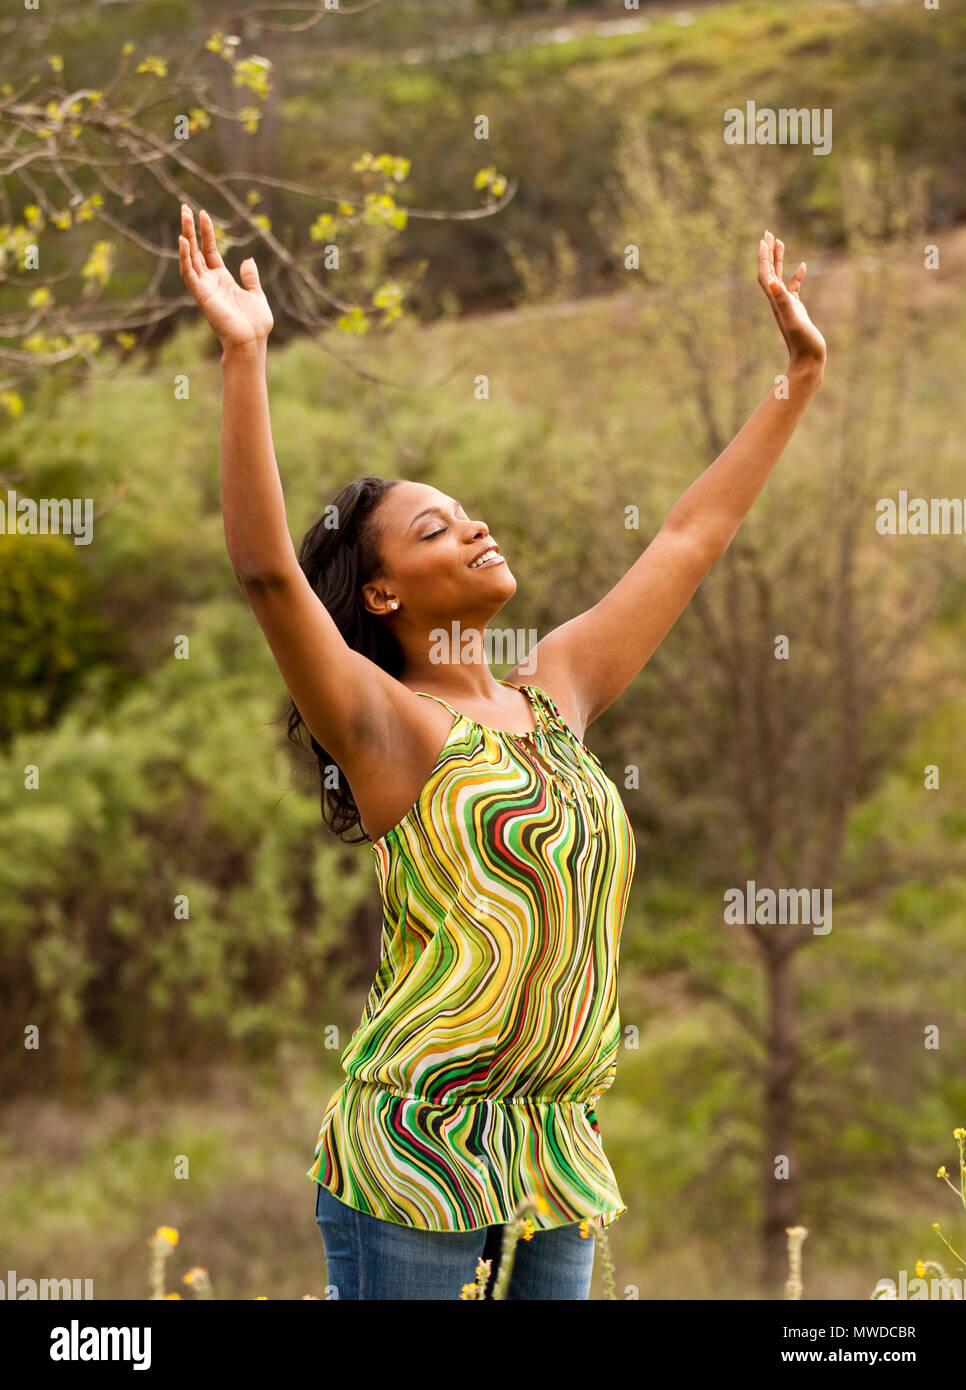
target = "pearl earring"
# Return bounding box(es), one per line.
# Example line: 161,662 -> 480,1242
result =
390,601 -> 399,610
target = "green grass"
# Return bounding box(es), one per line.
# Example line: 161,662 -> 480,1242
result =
1,1033 -> 959,1299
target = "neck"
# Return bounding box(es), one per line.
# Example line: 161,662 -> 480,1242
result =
399,625 -> 506,700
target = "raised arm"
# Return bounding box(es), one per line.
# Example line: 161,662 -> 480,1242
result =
525,231 -> 827,734
178,205 -> 398,765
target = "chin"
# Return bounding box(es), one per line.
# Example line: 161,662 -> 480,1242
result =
496,568 -> 517,596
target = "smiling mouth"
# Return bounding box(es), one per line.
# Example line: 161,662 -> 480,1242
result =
469,547 -> 505,569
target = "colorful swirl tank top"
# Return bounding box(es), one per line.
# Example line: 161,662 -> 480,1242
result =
306,680 -> 637,1231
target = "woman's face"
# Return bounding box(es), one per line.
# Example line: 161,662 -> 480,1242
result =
362,481 -> 516,622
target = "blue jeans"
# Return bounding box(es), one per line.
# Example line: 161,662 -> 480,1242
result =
314,1180 -> 596,1300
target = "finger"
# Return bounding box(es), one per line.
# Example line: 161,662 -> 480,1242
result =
767,271 -> 791,304
788,261 -> 806,295
774,237 -> 784,283
199,209 -> 226,271
759,234 -> 783,298
768,277 -> 809,329
178,234 -> 200,291
181,204 -> 205,278
239,257 -> 261,293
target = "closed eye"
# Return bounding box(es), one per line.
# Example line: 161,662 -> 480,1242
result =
419,500 -> 469,540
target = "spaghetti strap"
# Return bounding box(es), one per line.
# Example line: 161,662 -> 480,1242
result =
412,682 -> 543,740
412,690 -> 462,719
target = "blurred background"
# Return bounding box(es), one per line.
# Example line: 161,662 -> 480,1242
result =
1,0 -> 965,1300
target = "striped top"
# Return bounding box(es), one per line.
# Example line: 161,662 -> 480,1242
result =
306,680 -> 636,1231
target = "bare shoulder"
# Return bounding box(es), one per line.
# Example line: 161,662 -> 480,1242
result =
338,670 -> 458,845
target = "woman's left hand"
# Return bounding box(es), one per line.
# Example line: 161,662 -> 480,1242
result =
758,230 -> 827,371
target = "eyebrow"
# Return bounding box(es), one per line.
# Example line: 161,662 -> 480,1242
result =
407,500 -> 464,531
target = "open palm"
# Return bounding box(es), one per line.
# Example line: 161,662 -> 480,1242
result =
758,230 -> 826,368
178,205 -> 274,349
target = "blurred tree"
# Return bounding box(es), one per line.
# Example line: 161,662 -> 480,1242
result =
0,532 -> 123,742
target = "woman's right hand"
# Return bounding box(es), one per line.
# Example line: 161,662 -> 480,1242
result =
178,204 -> 274,350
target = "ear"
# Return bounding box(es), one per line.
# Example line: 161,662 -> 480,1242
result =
361,579 -> 393,616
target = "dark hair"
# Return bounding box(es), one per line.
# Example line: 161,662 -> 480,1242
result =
286,475 -> 402,842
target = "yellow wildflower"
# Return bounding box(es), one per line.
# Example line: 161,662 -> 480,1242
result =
81,239 -> 113,287
937,1166 -> 947,1178
150,1226 -> 179,1246
136,57 -> 167,78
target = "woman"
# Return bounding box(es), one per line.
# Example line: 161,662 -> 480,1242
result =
178,204 -> 826,1299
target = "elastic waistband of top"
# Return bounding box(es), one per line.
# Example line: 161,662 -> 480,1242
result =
340,1075 -> 602,1109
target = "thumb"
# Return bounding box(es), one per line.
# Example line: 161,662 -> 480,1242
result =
768,276 -> 797,313
239,257 -> 261,290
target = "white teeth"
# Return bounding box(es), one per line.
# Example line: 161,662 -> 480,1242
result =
470,548 -> 499,568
